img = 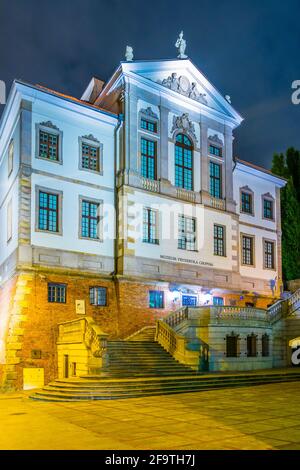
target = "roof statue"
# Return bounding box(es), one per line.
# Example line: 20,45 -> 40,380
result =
175,30 -> 187,59
125,45 -> 133,62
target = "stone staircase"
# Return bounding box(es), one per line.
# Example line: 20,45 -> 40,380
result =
125,326 -> 156,342
31,369 -> 300,402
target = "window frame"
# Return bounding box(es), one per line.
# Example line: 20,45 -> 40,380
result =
8,139 -> 14,177
241,234 -> 255,267
35,122 -> 63,164
79,196 -> 103,242
140,137 -> 157,180
240,187 -> 254,215
226,334 -> 239,358
89,286 -> 107,306
149,290 -> 164,309
262,333 -> 270,357
143,207 -> 159,245
79,135 -> 103,175
209,143 -> 222,158
174,133 -> 194,191
263,238 -> 276,270
140,117 -> 158,134
209,161 -> 222,199
247,333 -> 257,358
48,283 -> 67,304
214,224 -> 226,257
178,214 -> 197,252
35,186 -> 63,236
262,195 -> 275,221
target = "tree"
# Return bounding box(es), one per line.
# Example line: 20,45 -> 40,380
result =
272,150 -> 300,282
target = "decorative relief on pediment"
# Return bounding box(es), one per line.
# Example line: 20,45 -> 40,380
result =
171,113 -> 197,143
82,134 -> 100,143
208,134 -> 224,147
157,73 -> 207,105
40,121 -> 60,131
140,106 -> 158,120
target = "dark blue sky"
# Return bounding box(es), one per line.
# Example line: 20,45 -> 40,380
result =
1,0 -> 300,169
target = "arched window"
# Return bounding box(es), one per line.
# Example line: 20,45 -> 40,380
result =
175,134 -> 193,190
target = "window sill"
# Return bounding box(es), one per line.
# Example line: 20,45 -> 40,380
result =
36,155 -> 62,165
35,228 -> 63,236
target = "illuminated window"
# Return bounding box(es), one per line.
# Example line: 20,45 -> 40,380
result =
263,198 -> 274,220
175,134 -> 193,190
178,215 -> 196,251
143,208 -> 158,244
209,144 -> 222,158
241,191 -> 253,214
141,118 -> 157,133
262,334 -> 270,357
214,225 -> 226,256
90,287 -> 107,306
182,295 -> 197,307
226,334 -> 238,357
38,191 -> 59,232
81,142 -> 100,172
141,138 -> 156,180
8,140 -> 13,176
149,290 -> 164,309
247,334 -> 257,357
39,130 -> 59,161
209,162 -> 222,198
48,283 -> 66,303
242,235 -> 254,266
213,297 -> 224,306
264,240 -> 275,269
81,200 -> 100,239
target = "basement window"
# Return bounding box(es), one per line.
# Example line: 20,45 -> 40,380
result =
48,283 -> 66,303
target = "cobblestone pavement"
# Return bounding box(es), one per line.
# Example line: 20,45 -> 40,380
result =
1,382 -> 300,450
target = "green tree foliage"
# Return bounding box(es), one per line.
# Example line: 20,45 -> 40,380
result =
272,148 -> 300,282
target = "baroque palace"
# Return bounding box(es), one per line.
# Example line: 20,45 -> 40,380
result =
1,35 -> 300,393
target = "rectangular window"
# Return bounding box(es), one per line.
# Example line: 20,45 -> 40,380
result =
264,240 -> 275,269
226,335 -> 238,357
213,297 -> 224,306
209,162 -> 222,198
8,140 -> 14,176
263,199 -> 274,220
141,138 -> 156,180
241,192 -> 253,214
209,144 -> 222,158
247,334 -> 257,357
141,118 -> 157,133
90,287 -> 107,306
48,283 -> 66,303
38,191 -> 59,232
149,290 -> 164,309
242,235 -> 254,266
81,142 -> 100,172
178,215 -> 196,251
7,200 -> 12,242
143,208 -> 158,244
39,130 -> 59,161
214,225 -> 226,256
182,295 -> 197,307
262,334 -> 270,357
81,200 -> 100,239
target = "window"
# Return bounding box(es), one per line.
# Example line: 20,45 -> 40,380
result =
182,295 -> 197,307
214,225 -> 226,256
38,191 -> 59,232
264,240 -> 275,269
175,134 -> 193,190
81,142 -> 100,172
8,140 -> 13,176
209,144 -> 222,158
90,287 -> 107,306
39,130 -> 59,161
241,191 -> 253,214
141,138 -> 156,180
263,198 -> 274,220
247,334 -> 257,357
226,334 -> 238,357
141,118 -> 157,133
213,297 -> 224,306
242,235 -> 254,266
149,290 -> 164,309
7,200 -> 12,242
178,215 -> 196,251
81,200 -> 100,239
209,162 -> 222,198
48,283 -> 66,303
262,334 -> 270,357
143,208 -> 158,244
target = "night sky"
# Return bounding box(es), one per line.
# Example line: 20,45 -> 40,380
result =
1,0 -> 300,169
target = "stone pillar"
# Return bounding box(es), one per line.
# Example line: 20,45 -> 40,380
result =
199,119 -> 209,202
224,125 -> 236,212
124,83 -> 138,174
159,103 -> 170,182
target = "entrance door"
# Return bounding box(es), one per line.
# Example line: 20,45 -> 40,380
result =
63,354 -> 69,378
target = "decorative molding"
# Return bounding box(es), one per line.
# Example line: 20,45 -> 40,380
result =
262,192 -> 275,201
240,185 -> 254,194
208,134 -> 223,147
82,133 -> 100,143
157,73 -> 207,105
39,121 -> 60,131
171,113 -> 197,143
140,107 -> 158,120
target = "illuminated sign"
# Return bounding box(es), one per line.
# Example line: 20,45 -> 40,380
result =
160,255 -> 213,267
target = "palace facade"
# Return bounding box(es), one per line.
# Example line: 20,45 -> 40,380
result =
0,53 -> 294,390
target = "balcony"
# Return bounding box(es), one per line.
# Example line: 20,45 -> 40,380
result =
141,177 -> 160,193
209,196 -> 226,210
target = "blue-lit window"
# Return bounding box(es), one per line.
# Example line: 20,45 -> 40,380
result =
213,297 -> 224,306
39,131 -> 59,161
209,162 -> 222,198
141,138 -> 156,180
149,290 -> 164,309
141,118 -> 157,133
143,208 -> 158,244
48,283 -> 66,303
214,225 -> 226,257
38,191 -> 59,232
178,215 -> 196,251
241,192 -> 253,214
81,143 -> 99,172
90,287 -> 107,306
209,144 -> 222,158
182,295 -> 197,307
175,134 -> 193,190
263,198 -> 274,220
81,200 -> 100,239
